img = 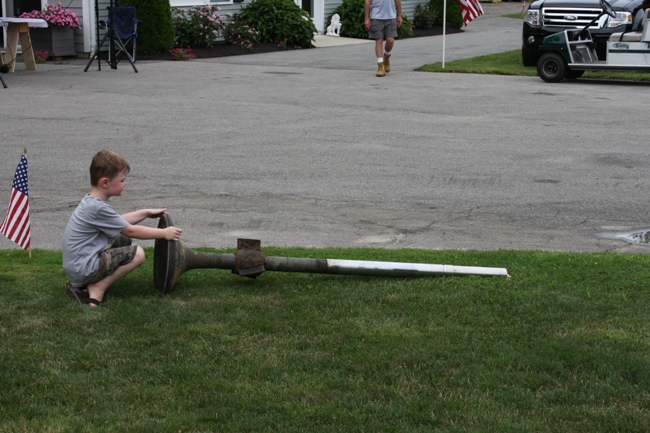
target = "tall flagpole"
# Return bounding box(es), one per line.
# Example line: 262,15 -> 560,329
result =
442,0 -> 447,68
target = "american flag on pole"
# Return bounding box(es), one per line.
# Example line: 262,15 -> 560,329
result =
458,0 -> 484,26
1,154 -> 31,250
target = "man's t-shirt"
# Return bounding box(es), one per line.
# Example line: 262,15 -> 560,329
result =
369,0 -> 397,20
62,194 -> 129,286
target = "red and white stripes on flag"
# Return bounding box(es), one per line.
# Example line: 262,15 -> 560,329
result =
458,0 -> 484,26
1,155 -> 30,250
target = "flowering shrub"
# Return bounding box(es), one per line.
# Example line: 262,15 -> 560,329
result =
171,5 -> 226,49
277,38 -> 289,49
224,20 -> 260,50
19,2 -> 81,28
233,0 -> 316,48
33,50 -> 49,63
170,47 -> 197,61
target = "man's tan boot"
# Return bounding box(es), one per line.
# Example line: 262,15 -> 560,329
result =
376,62 -> 386,77
383,53 -> 391,73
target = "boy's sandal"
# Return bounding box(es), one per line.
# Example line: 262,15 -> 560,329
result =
83,298 -> 102,306
65,283 -> 86,303
65,283 -> 101,306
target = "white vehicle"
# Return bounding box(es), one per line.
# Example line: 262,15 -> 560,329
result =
537,0 -> 650,82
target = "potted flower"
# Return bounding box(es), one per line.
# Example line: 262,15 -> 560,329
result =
19,2 -> 80,57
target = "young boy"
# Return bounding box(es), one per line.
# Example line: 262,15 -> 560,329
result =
63,150 -> 182,306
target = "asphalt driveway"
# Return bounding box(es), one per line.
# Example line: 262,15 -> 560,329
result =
2,3 -> 649,254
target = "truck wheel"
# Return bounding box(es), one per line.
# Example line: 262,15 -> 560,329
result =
565,70 -> 585,80
537,53 -> 567,83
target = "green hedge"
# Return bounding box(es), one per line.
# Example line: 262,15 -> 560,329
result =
120,0 -> 175,54
328,0 -> 367,39
431,0 -> 463,29
234,0 -> 316,48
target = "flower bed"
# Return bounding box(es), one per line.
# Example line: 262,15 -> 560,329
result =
19,2 -> 81,29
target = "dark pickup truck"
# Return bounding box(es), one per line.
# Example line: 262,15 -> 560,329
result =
522,0 -> 644,66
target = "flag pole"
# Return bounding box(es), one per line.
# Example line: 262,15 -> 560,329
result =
442,0 -> 447,68
24,147 -> 31,259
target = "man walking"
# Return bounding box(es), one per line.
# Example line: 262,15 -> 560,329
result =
365,0 -> 402,77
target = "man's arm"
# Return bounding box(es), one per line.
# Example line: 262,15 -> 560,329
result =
395,0 -> 402,26
365,0 -> 372,28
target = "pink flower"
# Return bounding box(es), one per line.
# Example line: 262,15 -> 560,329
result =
19,2 -> 81,28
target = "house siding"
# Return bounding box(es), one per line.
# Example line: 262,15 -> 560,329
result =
74,0 -> 110,56
208,0 -> 245,17
66,0 -> 84,54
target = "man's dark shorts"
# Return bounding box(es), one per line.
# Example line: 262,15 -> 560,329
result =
87,235 -> 137,284
369,19 -> 398,40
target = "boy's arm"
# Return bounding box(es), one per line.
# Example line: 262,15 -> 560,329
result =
122,223 -> 182,241
121,208 -> 167,225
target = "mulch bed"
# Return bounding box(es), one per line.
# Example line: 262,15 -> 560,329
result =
137,26 -> 463,61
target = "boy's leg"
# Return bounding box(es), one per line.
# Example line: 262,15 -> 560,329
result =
111,234 -> 132,248
65,235 -> 133,297
87,245 -> 145,305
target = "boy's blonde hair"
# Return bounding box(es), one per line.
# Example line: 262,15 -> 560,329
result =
90,150 -> 131,186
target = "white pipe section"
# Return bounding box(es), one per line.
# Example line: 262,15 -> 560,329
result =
325,259 -> 508,277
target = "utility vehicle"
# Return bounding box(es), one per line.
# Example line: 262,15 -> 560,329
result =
536,0 -> 650,82
522,0 -> 641,67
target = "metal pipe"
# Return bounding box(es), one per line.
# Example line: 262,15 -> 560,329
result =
154,214 -> 510,293
264,256 -> 508,277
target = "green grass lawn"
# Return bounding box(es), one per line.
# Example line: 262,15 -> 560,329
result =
416,49 -> 650,81
1,247 -> 649,432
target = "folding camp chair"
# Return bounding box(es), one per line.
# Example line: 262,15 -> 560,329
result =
106,6 -> 142,64
84,2 -> 139,72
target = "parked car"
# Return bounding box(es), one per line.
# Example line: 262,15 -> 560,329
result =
522,0 -> 643,66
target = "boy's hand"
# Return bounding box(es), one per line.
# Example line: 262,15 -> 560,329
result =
148,208 -> 167,218
163,226 -> 183,241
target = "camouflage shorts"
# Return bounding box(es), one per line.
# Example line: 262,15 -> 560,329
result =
87,236 -> 137,284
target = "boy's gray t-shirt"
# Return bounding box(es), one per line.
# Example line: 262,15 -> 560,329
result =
369,0 -> 397,20
62,194 -> 129,286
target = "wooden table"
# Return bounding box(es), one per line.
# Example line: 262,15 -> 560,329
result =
1,18 -> 48,72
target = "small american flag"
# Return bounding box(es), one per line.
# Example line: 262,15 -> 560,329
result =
458,0 -> 484,26
1,155 -> 31,250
